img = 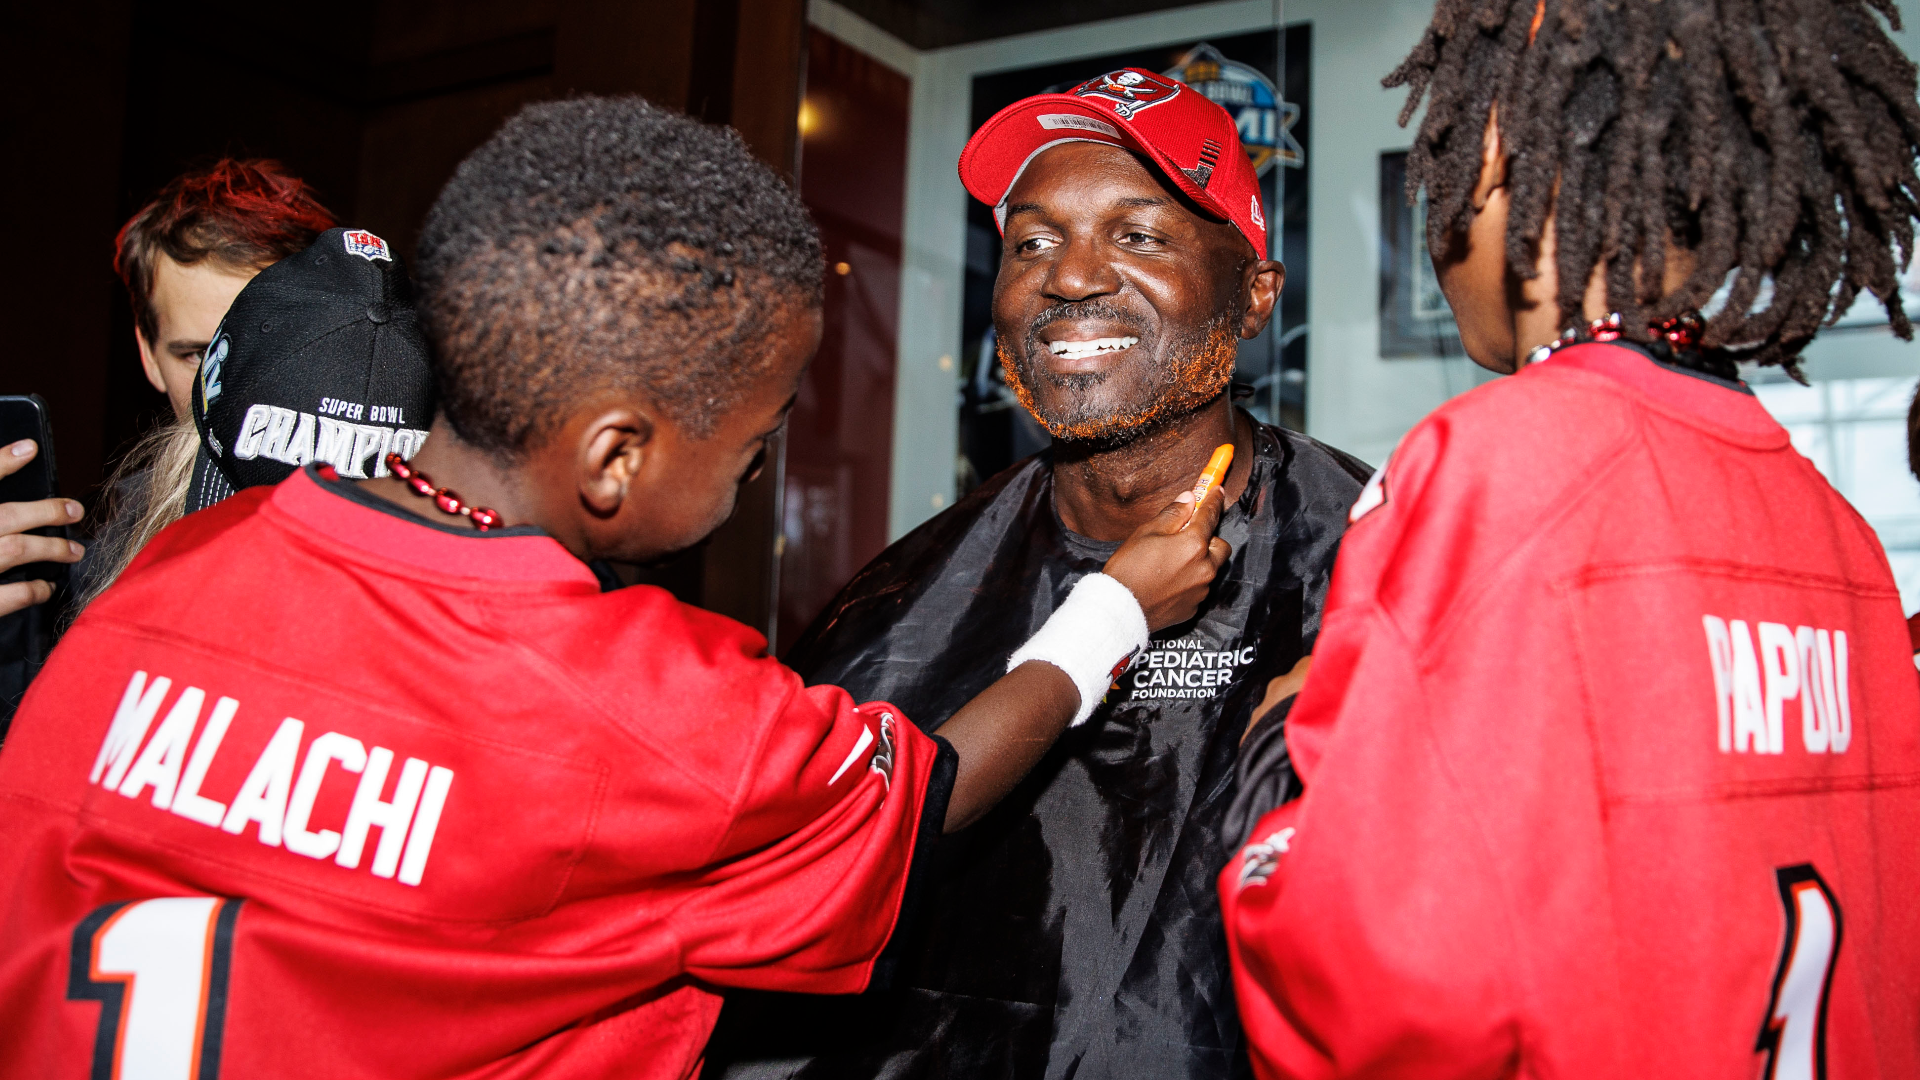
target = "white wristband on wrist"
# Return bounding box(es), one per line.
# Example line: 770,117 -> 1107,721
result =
1006,572 -> 1151,726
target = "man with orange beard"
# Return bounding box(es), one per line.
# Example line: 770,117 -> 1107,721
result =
710,71 -> 1367,1080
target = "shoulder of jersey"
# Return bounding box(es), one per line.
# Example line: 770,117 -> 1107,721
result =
1420,366 -> 1639,464
116,486 -> 278,577
1443,361 -> 1638,423
1349,369 -> 1639,527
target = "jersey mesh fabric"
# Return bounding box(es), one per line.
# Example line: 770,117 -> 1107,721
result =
0,466 -> 940,1080
1221,343 -> 1920,1078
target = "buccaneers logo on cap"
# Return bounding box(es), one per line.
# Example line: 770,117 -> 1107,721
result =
1073,69 -> 1183,120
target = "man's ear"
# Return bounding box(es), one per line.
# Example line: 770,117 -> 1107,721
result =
1470,105 -> 1509,213
134,327 -> 167,394
575,406 -> 656,518
1239,258 -> 1287,340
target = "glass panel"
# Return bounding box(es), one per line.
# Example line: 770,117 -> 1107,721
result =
1754,375 -> 1920,614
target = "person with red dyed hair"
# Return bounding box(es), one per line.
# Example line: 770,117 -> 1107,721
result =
64,161 -> 340,609
0,161 -> 336,717
115,158 -> 337,421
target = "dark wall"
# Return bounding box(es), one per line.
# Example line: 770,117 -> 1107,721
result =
683,0 -> 808,641
100,0 -> 560,504
1,0 -> 804,635
835,0 -> 1211,49
1,3 -> 135,507
779,29 -> 909,651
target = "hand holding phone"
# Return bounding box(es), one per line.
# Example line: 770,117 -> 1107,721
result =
0,437 -> 84,617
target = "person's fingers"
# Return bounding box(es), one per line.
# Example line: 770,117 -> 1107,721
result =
1207,535 -> 1233,570
0,533 -> 83,574
1243,656 -> 1313,744
1181,479 -> 1228,534
0,440 -> 38,481
1267,655 -> 1311,701
0,496 -> 83,538
1145,489 -> 1197,534
0,579 -> 53,618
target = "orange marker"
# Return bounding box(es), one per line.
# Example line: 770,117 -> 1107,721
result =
1191,443 -> 1234,507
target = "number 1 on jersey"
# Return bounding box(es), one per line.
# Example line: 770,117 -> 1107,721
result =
68,897 -> 241,1080
1758,865 -> 1842,1080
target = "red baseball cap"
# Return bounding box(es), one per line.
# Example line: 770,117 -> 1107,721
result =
959,68 -> 1268,255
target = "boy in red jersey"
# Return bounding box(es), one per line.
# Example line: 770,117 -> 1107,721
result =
0,97 -> 1228,1080
1221,2 -> 1920,1077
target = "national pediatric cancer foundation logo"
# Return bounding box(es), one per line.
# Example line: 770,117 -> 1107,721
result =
1113,637 -> 1257,703
1072,69 -> 1184,120
1163,43 -> 1302,176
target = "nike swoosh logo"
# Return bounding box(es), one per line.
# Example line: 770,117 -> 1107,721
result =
829,725 -> 875,786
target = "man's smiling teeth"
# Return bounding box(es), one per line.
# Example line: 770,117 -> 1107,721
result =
1048,336 -> 1139,359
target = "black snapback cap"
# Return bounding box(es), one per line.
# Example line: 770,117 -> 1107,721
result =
188,227 -> 436,513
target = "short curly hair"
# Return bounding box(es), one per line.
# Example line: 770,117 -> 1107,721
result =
415,96 -> 823,453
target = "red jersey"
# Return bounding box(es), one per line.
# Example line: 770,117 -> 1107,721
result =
1222,343 -> 1920,1078
0,467 -> 947,1080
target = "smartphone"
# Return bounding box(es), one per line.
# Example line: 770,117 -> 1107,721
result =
0,394 -> 64,733
0,395 -> 68,587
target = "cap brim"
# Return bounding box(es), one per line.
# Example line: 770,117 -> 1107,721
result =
184,440 -> 237,515
958,95 -> 1234,230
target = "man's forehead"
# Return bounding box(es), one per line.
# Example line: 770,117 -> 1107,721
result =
1002,141 -> 1183,217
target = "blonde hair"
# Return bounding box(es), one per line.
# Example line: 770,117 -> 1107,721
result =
71,417 -> 201,616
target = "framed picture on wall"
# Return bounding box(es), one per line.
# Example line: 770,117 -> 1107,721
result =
1379,150 -> 1466,358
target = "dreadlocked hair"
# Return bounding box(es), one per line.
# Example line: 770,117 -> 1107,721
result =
1387,0 -> 1920,376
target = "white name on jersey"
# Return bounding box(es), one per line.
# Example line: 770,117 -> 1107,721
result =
1701,616 -> 1852,755
87,670 -> 455,886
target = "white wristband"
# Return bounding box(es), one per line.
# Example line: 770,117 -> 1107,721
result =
1007,572 -> 1151,726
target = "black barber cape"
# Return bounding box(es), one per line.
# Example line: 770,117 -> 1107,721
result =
706,419 -> 1368,1080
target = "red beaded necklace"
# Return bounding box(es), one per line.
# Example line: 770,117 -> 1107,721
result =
1527,310 -> 1705,365
383,453 -> 505,531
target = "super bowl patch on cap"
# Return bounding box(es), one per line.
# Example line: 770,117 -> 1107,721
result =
342,229 -> 392,262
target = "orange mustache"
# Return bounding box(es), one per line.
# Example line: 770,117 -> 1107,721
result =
997,322 -> 1239,441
